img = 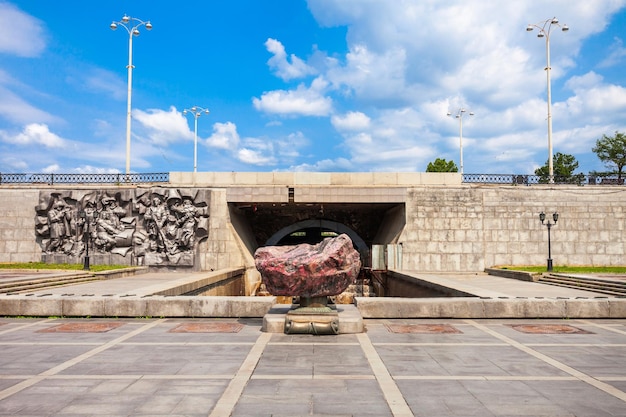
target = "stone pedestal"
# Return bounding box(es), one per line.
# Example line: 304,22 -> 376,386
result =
285,308 -> 339,335
262,303 -> 364,334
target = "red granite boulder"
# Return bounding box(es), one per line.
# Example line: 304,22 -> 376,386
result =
254,233 -> 361,298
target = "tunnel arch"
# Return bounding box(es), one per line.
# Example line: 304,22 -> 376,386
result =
264,219 -> 368,260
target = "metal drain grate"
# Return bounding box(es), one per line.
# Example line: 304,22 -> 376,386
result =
508,324 -> 592,334
38,322 -> 125,333
385,324 -> 462,334
169,322 -> 244,333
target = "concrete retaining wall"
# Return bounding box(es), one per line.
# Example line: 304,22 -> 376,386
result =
0,294 -> 276,318
0,189 -> 41,263
354,297 -> 626,319
400,185 -> 626,271
1,175 -> 625,272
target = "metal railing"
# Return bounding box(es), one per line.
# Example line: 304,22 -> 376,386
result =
0,172 -> 169,185
1,171 -> 623,186
463,173 -> 624,185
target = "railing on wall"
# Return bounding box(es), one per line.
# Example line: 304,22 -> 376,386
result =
462,174 -> 624,186
0,171 -> 623,186
0,172 -> 169,185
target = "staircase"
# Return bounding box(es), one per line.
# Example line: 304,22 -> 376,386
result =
0,272 -> 99,294
538,273 -> 626,296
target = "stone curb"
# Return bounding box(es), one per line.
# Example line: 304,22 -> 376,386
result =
1,295 -> 624,319
354,297 -> 626,318
0,294 -> 276,318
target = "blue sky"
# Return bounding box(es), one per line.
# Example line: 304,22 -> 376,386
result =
1,0 -> 625,175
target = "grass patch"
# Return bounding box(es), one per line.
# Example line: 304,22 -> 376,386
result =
497,265 -> 626,274
0,262 -> 130,272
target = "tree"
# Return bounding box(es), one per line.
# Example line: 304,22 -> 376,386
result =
426,158 -> 458,172
592,131 -> 626,180
534,152 -> 584,184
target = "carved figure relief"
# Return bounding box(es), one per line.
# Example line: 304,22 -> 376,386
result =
35,188 -> 210,267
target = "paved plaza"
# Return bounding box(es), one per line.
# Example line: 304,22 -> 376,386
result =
0,316 -> 625,416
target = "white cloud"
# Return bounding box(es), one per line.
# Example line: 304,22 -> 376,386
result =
288,157 -> 354,172
41,163 -> 61,173
0,85 -> 60,125
82,68 -> 128,101
562,72 -> 626,123
206,121 -> 240,150
276,132 -> 307,159
253,78 -> 333,116
133,106 -> 192,146
598,37 -> 626,68
265,38 -> 317,81
237,148 -> 275,165
331,111 -> 371,131
565,72 -> 605,91
0,123 -> 66,148
73,165 -> 121,174
298,0 -> 626,173
0,2 -> 46,57
326,44 -> 409,103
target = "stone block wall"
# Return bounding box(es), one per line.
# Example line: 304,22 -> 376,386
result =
400,185 -> 626,271
0,187 -> 246,274
1,181 -> 624,272
0,189 -> 40,263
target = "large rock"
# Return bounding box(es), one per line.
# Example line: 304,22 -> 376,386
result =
254,234 -> 361,298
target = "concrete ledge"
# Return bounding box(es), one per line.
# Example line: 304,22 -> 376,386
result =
190,296 -> 277,317
566,298 -> 611,318
63,296 -> 106,317
94,267 -> 149,279
104,297 -> 149,317
139,268 -> 245,296
0,294 -> 276,318
355,297 -> 626,318
169,171 -> 462,186
482,298 -> 566,318
609,298 -> 626,318
485,268 -> 539,282
1,294 -> 623,318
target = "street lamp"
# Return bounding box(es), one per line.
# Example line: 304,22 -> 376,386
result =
183,106 -> 210,173
526,17 -> 569,183
110,15 -> 153,176
539,211 -> 559,271
446,108 -> 474,175
79,209 -> 98,271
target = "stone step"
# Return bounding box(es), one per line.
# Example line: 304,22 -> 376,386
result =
0,274 -> 98,294
538,275 -> 626,296
548,273 -> 626,286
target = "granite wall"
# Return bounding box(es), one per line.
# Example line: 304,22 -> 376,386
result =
1,180 -> 624,272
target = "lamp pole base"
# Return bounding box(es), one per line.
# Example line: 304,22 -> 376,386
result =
547,258 -> 553,272
83,257 -> 90,271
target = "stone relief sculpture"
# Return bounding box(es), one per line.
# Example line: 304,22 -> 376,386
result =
35,188 -> 210,267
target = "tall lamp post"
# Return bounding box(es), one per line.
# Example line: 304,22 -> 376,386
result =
539,211 -> 559,271
183,106 -> 210,173
110,15 -> 153,175
79,209 -> 98,271
446,108 -> 474,175
527,17 -> 569,183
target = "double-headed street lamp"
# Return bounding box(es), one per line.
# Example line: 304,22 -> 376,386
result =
183,106 -> 210,173
446,108 -> 474,175
110,15 -> 153,175
539,211 -> 559,271
526,17 -> 569,183
79,209 -> 98,271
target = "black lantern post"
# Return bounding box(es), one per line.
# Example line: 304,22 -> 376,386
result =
539,211 -> 559,271
79,209 -> 97,270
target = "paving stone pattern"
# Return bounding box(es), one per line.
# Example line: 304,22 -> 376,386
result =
0,318 -> 625,416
